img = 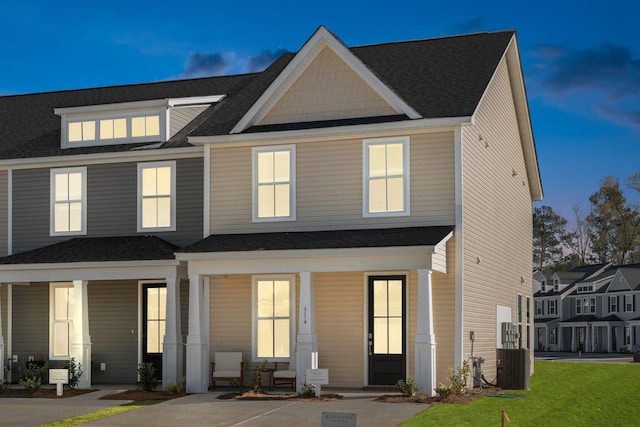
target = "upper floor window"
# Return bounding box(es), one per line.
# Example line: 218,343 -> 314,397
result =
363,137 -> 410,217
577,284 -> 594,293
252,145 -> 296,222
548,299 -> 557,315
252,275 -> 295,361
50,282 -> 74,360
535,300 -> 543,316
609,295 -> 618,313
625,294 -> 635,312
590,297 -> 596,314
576,298 -> 582,315
137,161 -> 176,232
553,278 -> 559,291
50,167 -> 86,236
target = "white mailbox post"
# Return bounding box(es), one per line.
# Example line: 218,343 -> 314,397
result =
49,369 -> 69,396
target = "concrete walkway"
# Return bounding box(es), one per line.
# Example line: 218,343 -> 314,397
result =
534,351 -> 635,363
0,389 -> 428,427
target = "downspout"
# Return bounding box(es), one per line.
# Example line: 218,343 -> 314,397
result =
454,126 -> 464,368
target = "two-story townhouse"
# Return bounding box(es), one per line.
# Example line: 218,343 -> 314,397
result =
0,27 -> 542,395
0,77 -> 262,388
535,263 -> 640,353
172,27 -> 542,394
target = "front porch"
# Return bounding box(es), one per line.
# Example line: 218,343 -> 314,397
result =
177,226 -> 454,395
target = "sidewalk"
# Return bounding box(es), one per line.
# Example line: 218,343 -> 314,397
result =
0,388 -> 427,427
534,351 -> 634,363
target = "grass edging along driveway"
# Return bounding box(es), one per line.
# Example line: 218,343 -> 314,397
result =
400,361 -> 640,426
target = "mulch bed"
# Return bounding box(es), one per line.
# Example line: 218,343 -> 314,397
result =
218,390 -> 343,401
375,386 -> 503,405
0,387 -> 95,399
100,389 -> 186,402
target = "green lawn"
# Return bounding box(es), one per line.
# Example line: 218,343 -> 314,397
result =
400,361 -> 640,426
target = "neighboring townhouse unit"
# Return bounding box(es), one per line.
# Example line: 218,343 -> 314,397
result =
0,26 -> 542,395
534,264 -> 640,353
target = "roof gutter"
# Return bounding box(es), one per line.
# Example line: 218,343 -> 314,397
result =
188,116 -> 472,146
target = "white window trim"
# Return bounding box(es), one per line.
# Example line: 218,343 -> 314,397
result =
50,166 -> 87,236
609,295 -> 618,313
137,161 -> 177,232
251,145 -> 296,222
49,282 -> 74,361
60,108 -> 167,149
549,299 -> 557,315
590,297 -> 596,314
251,274 -> 296,362
362,136 -> 410,217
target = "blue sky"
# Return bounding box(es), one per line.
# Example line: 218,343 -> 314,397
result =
1,0 -> 638,220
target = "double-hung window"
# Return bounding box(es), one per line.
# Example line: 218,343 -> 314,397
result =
50,283 -> 74,360
252,145 -> 295,221
535,300 -> 543,316
252,275 -> 295,361
625,294 -> 634,312
50,167 -> 87,236
138,161 -> 176,231
548,299 -> 557,315
609,296 -> 618,313
363,137 -> 410,217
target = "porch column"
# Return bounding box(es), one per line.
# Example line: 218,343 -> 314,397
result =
415,269 -> 436,396
544,326 -> 549,350
607,326 -> 612,352
70,280 -> 91,389
163,276 -> 183,388
296,271 -> 318,394
571,326 -> 576,352
585,326 -> 590,353
186,274 -> 208,393
0,284 -> 4,382
558,327 -> 563,351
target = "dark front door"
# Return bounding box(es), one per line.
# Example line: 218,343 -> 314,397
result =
142,283 -> 166,380
368,276 -> 406,385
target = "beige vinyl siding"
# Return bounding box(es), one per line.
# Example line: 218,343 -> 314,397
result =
461,55 -> 534,379
209,274 -> 301,383
314,272 -> 364,387
89,280 -> 139,384
210,131 -> 455,233
170,106 -> 208,138
0,170 -> 7,257
259,46 -> 397,126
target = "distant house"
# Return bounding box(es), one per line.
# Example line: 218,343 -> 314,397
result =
0,26 -> 541,395
534,264 -> 640,353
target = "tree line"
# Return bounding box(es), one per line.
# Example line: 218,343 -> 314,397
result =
533,172 -> 640,272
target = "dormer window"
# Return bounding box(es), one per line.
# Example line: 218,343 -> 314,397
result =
553,278 -> 559,292
61,111 -> 164,148
55,95 -> 223,149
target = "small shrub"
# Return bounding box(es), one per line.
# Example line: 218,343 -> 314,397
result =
448,360 -> 470,395
301,383 -> 316,397
251,360 -> 267,392
138,362 -> 158,392
165,377 -> 186,395
21,361 -> 48,385
0,380 -> 8,394
396,377 -> 419,396
433,360 -> 471,399
434,383 -> 453,399
67,357 -> 83,389
19,375 -> 42,393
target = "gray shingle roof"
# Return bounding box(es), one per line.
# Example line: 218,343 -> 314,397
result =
179,225 -> 454,254
0,236 -> 178,264
0,30 -> 516,160
0,73 -> 257,160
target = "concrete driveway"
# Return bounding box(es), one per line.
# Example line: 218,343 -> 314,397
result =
0,389 -> 427,427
